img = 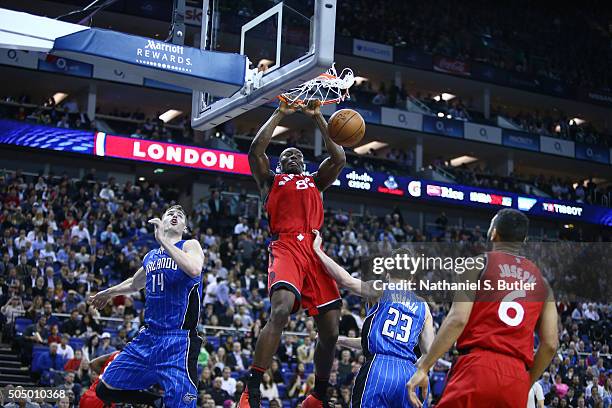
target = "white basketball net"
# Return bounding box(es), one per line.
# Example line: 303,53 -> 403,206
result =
279,64 -> 355,106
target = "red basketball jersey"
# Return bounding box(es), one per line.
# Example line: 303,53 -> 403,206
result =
457,251 -> 547,368
265,173 -> 323,233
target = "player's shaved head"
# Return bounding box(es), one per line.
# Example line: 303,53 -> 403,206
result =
489,209 -> 529,242
279,147 -> 305,174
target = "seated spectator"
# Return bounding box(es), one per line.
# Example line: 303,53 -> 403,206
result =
198,366 -> 214,393
62,310 -> 84,337
227,341 -> 248,372
111,328 -> 129,350
94,332 -> 116,358
286,363 -> 306,398
100,225 -> 120,247
583,304 -> 600,321
70,222 -> 91,244
47,324 -> 61,345
337,349 -> 354,385
269,359 -> 284,384
1,296 -> 24,325
220,366 -> 237,395
297,335 -> 315,364
210,377 -> 231,406
64,349 -> 83,372
260,371 -> 280,404
57,333 -> 75,360
277,335 -> 298,363
39,342 -> 66,372
554,374 -> 569,399
198,339 -> 210,368
80,314 -> 101,338
25,295 -> 44,321
21,315 -> 48,364
299,373 -> 315,398
59,371 -> 82,405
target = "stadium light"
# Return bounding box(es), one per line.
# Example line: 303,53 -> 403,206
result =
354,141 -> 388,155
354,76 -> 368,86
433,93 -> 456,102
272,126 -> 289,138
449,155 -> 478,167
437,112 -> 445,118
570,117 -> 585,125
159,110 -> 183,123
52,92 -> 68,105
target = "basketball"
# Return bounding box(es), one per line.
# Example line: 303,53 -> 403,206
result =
328,109 -> 365,147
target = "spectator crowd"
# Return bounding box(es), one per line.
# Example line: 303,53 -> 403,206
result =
0,167 -> 609,407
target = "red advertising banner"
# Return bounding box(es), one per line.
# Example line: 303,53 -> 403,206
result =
95,133 -> 251,175
433,56 -> 471,76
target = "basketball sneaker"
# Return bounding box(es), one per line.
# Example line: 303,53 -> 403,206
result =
238,388 -> 261,408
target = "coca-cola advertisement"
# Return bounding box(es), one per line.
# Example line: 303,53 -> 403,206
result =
433,55 -> 471,76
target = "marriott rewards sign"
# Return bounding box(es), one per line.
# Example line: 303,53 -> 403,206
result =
94,133 -> 251,175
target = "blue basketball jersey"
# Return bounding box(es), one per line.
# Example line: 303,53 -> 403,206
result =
361,290 -> 426,363
142,240 -> 202,331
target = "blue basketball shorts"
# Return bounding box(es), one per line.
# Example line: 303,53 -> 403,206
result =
101,327 -> 202,407
351,354 -> 429,408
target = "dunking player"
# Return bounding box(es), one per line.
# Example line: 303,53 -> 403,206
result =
312,231 -> 434,407
88,205 -> 204,407
240,101 -> 346,408
407,209 -> 559,407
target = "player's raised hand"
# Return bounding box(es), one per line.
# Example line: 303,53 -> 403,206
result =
277,100 -> 298,117
406,368 -> 429,408
87,289 -> 112,310
300,99 -> 321,117
312,229 -> 323,251
148,217 -> 165,244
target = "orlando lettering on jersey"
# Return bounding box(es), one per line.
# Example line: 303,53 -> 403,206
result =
145,252 -> 178,273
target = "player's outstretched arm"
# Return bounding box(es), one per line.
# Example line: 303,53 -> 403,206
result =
312,230 -> 380,299
529,288 -> 559,385
303,101 -> 346,191
88,266 -> 146,309
418,304 -> 435,356
336,335 -> 362,350
249,101 -> 296,194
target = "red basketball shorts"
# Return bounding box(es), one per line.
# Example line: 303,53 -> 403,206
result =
267,232 -> 341,316
436,349 -> 531,408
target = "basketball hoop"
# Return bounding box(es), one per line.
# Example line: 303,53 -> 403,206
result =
278,64 -> 355,106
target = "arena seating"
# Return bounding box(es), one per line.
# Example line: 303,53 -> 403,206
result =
0,167 -> 609,407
